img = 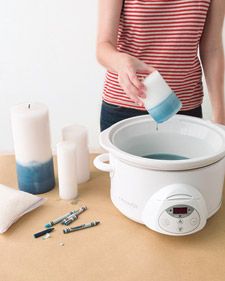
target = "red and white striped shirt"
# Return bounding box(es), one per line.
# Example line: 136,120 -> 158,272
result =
102,0 -> 211,111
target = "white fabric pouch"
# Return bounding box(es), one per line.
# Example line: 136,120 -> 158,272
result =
0,184 -> 46,233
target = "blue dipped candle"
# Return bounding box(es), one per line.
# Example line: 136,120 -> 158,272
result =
142,70 -> 182,123
11,103 -> 55,194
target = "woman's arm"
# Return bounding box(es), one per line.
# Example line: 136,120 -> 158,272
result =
96,0 -> 154,105
96,0 -> 123,72
199,0 -> 225,124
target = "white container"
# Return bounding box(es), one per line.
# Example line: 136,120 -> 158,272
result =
62,124 -> 90,184
142,70 -> 182,123
57,141 -> 78,200
94,115 -> 225,236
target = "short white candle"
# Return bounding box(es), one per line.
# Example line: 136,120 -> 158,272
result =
57,141 -> 78,200
11,103 -> 55,194
62,124 -> 90,184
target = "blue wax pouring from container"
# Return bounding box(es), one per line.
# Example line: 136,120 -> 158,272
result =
16,158 -> 55,194
148,92 -> 182,123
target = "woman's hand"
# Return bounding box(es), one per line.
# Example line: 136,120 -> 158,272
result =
116,53 -> 155,106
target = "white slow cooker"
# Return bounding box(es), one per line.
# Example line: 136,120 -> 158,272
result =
94,115 -> 225,236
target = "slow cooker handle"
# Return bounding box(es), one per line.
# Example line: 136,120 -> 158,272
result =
93,153 -> 114,173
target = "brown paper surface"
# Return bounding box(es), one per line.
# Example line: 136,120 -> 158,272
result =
0,154 -> 225,281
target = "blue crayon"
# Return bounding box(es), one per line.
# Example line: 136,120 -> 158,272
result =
33,227 -> 54,238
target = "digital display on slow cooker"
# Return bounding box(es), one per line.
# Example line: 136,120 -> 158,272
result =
173,207 -> 188,214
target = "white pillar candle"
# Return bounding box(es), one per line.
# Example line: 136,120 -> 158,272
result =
57,141 -> 78,200
62,124 -> 90,184
11,103 -> 55,194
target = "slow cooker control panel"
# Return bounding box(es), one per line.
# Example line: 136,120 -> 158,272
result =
159,204 -> 200,234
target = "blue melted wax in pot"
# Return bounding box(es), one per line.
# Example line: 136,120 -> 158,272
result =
143,153 -> 189,160
142,122 -> 189,161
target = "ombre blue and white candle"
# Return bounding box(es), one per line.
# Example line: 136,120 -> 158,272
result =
142,70 -> 182,123
11,103 -> 55,194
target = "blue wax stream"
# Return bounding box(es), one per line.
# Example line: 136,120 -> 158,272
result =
16,158 -> 55,194
147,92 -> 182,123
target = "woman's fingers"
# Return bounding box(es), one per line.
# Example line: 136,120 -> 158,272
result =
118,73 -> 144,106
138,63 -> 156,74
127,71 -> 146,98
128,63 -> 155,98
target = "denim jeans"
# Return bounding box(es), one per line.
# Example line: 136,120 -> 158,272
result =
100,101 -> 202,132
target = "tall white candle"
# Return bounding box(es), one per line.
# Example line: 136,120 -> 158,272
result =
57,141 -> 78,200
11,103 -> 55,194
62,124 -> 90,184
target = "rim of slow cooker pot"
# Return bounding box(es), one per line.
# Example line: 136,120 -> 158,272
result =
99,115 -> 225,171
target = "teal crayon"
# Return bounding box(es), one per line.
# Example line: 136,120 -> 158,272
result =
45,210 -> 78,228
62,214 -> 78,226
61,206 -> 87,225
75,206 -> 87,216
63,221 -> 100,234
